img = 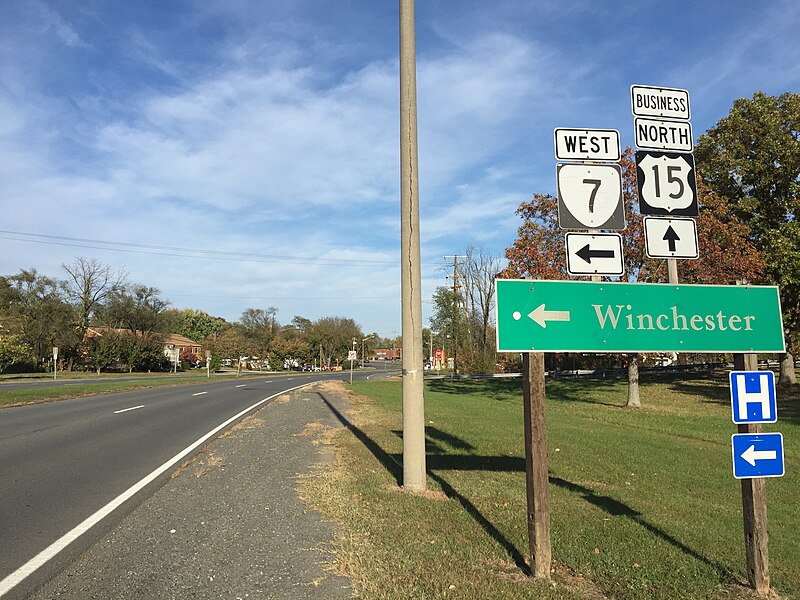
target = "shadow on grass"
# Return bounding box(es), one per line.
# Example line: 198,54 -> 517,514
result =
318,390 -> 740,582
550,476 -> 738,583
427,377 -> 626,408
426,378 -> 521,401
668,374 -> 800,425
318,393 -> 531,573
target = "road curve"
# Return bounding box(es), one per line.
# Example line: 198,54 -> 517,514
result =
0,371 -> 389,598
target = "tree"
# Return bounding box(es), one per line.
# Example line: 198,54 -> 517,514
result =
0,334 -> 32,372
101,285 -> 170,336
85,329 -> 123,375
458,247 -> 503,373
62,257 -> 126,340
429,286 -> 467,372
1,269 -> 75,365
206,324 -> 254,363
239,307 -> 279,356
502,148 -> 766,406
117,335 -> 169,372
695,91 -> 800,384
269,337 -> 313,369
306,317 -> 362,368
164,308 -> 226,343
501,150 -> 648,406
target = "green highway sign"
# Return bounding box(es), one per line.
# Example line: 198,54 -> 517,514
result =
496,280 -> 785,353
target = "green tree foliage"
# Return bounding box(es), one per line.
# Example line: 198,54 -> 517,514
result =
100,285 -> 170,335
239,307 -> 279,356
0,334 -> 32,372
165,308 -> 226,343
1,269 -> 76,365
501,148 -> 767,402
695,91 -> 800,381
429,286 -> 467,371
269,337 -> 313,368
86,330 -> 122,374
306,317 -> 363,368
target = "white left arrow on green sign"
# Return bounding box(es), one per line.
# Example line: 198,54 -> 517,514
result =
527,304 -> 571,328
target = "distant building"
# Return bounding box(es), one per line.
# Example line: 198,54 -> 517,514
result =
163,333 -> 201,363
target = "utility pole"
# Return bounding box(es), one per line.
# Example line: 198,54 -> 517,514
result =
400,0 -> 426,492
443,255 -> 467,298
444,255 -> 466,375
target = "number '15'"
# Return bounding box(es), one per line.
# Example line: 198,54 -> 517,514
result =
651,164 -> 684,199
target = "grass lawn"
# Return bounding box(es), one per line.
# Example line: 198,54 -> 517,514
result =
301,373 -> 799,599
0,371 -> 275,408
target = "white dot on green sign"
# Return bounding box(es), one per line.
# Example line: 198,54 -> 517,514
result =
513,311 -> 521,321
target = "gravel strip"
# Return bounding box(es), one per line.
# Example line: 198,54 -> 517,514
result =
29,383 -> 353,600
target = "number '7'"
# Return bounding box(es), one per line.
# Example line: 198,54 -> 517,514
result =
583,179 -> 601,213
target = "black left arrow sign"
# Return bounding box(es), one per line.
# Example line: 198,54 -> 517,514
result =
576,244 -> 615,264
663,225 -> 680,252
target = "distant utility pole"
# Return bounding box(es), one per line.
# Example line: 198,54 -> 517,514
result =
400,0 -> 426,492
443,255 -> 466,375
443,255 -> 466,297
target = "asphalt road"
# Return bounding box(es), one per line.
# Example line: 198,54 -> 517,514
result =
0,369 -> 394,598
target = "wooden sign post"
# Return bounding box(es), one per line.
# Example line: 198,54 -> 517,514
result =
522,352 -> 551,579
733,352 -> 770,596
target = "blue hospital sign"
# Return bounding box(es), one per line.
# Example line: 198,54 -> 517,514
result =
729,371 -> 777,424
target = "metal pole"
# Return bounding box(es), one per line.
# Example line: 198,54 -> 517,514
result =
400,0 -> 426,492
350,337 -> 355,385
667,258 -> 679,284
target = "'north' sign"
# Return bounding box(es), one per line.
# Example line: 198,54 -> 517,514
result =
634,117 -> 693,152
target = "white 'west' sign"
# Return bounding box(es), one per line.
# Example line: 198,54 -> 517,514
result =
554,128 -> 621,162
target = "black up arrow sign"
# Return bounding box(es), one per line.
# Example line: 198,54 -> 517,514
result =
663,225 -> 680,252
576,244 -> 615,264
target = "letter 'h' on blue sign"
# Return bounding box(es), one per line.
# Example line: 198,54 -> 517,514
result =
732,433 -> 785,479
729,371 -> 777,424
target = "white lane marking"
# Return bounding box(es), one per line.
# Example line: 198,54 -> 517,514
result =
0,381 -> 314,597
113,405 -> 145,414
235,384 -> 246,388
192,392 -> 207,396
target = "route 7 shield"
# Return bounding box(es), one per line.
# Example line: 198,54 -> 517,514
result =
557,163 -> 625,230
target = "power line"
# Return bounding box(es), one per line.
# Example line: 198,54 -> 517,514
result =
0,230 -> 442,268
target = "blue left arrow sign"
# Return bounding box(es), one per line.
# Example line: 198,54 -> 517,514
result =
731,433 -> 785,479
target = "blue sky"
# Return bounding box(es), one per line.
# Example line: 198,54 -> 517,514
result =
1,0 -> 798,337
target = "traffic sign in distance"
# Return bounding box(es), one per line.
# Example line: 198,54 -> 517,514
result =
634,117 -> 693,152
730,371 -> 777,424
554,128 -> 621,162
631,84 -> 690,120
495,280 -> 785,353
557,163 -> 625,230
732,433 -> 784,479
644,217 -> 698,259
636,150 -> 698,216
565,232 -> 624,277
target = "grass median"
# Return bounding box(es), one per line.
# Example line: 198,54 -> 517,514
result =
0,371 -> 275,408
302,374 -> 799,599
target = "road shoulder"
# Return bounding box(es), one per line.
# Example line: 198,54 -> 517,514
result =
29,381 -> 353,599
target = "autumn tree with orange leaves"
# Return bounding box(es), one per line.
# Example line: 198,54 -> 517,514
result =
501,147 -> 766,407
